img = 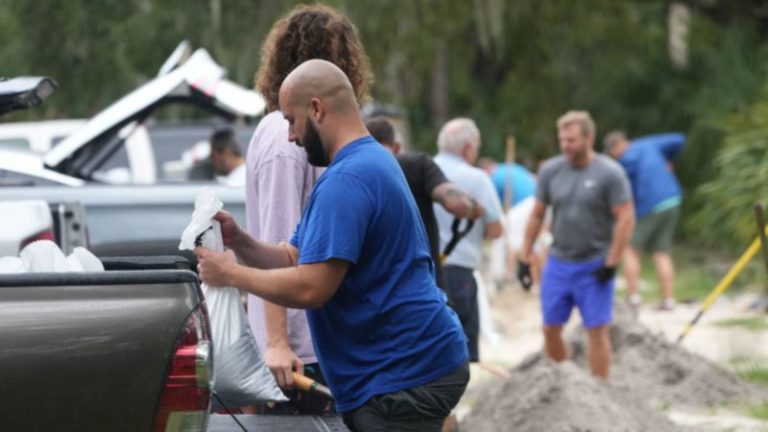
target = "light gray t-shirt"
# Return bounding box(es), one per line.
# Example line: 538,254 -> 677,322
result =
434,152 -> 504,269
537,154 -> 631,262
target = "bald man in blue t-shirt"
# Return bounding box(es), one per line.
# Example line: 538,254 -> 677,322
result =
195,59 -> 468,432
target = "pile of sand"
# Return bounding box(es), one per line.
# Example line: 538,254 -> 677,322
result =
570,305 -> 768,407
461,306 -> 768,431
461,359 -> 682,432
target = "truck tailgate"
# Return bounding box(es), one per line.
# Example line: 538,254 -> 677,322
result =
0,270 -> 202,431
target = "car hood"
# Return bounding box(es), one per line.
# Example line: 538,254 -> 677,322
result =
44,48 -> 265,171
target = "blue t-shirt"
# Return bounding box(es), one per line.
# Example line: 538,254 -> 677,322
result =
490,163 -> 536,206
618,133 -> 685,219
290,136 -> 468,412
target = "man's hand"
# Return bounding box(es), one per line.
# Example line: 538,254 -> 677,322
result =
213,210 -> 244,249
194,247 -> 238,286
592,265 -> 616,284
264,344 -> 304,389
517,260 -> 533,291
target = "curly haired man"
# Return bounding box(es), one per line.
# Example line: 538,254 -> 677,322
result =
243,4 -> 372,415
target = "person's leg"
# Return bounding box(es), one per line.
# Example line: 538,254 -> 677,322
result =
543,324 -> 568,362
623,246 -> 642,303
649,206 -> 680,308
442,266 -> 479,361
653,251 -> 675,303
540,255 -> 573,362
586,325 -> 611,379
575,258 -> 615,379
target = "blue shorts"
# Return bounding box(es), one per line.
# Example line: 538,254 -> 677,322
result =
540,255 -> 614,329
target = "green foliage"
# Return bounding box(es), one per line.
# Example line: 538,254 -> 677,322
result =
686,88 -> 768,248
2,0 -> 768,248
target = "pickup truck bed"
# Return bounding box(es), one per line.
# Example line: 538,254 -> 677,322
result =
209,414 -> 349,432
0,257 -> 207,431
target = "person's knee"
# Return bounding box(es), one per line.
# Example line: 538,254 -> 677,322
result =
586,325 -> 611,347
543,325 -> 564,339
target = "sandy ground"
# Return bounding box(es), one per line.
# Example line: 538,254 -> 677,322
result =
458,270 -> 768,431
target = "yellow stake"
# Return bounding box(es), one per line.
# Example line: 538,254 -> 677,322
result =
677,232 -> 766,343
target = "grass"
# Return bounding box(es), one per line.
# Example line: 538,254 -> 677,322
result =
715,316 -> 768,331
615,243 -> 763,304
731,358 -> 768,387
747,404 -> 768,421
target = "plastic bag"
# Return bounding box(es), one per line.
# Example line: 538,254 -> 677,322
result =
0,256 -> 26,274
14,240 -> 105,273
20,240 -> 75,272
179,187 -> 286,406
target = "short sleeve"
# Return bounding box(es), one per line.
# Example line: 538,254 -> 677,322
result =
536,162 -> 553,205
607,165 -> 632,207
479,174 -> 504,223
296,173 -> 374,265
420,154 -> 449,196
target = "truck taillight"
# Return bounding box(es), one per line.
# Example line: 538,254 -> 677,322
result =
154,305 -> 213,432
19,229 -> 55,250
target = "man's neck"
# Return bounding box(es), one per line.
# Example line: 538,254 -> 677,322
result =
570,150 -> 594,168
327,117 -> 370,162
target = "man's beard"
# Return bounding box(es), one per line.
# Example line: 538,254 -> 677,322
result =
298,117 -> 329,167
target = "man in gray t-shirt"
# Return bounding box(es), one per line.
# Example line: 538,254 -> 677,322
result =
520,111 -> 634,379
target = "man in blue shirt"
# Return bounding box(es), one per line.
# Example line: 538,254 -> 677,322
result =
478,159 -> 537,207
195,59 -> 469,431
604,131 -> 686,310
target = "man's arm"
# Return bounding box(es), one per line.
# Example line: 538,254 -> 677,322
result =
431,182 -> 484,220
520,199 -> 547,263
485,220 -> 503,239
604,201 -> 635,267
214,211 -> 294,269
195,246 -> 348,309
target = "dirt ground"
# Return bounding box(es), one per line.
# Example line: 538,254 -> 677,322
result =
457,270 -> 768,431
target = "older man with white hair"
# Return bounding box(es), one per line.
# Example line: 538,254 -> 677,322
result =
433,118 -> 504,363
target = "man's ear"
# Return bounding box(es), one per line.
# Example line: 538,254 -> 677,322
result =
392,142 -> 402,155
309,97 -> 324,122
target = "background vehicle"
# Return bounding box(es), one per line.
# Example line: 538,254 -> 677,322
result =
0,45 -> 260,257
0,119 -> 86,154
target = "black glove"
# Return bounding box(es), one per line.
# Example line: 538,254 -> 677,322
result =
517,260 -> 533,291
592,266 -> 616,284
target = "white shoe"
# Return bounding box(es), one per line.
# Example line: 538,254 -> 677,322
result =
627,293 -> 642,307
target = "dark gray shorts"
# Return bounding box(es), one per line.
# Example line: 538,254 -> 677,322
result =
342,363 -> 470,432
631,206 -> 680,252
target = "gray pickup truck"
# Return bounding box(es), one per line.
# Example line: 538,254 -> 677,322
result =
0,76 -> 214,432
0,256 -> 213,432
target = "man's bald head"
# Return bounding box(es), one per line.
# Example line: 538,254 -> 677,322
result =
279,59 -> 358,115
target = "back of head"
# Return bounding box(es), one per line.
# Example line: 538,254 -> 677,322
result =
476,157 -> 497,174
602,130 -> 627,154
437,118 -> 480,154
210,128 -> 241,157
556,110 -> 595,137
255,4 -> 373,112
365,117 -> 396,147
281,59 -> 358,116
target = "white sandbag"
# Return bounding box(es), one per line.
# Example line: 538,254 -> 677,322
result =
20,240 -> 74,272
475,270 -> 500,347
0,256 -> 26,274
179,187 -> 286,406
68,247 -> 105,272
